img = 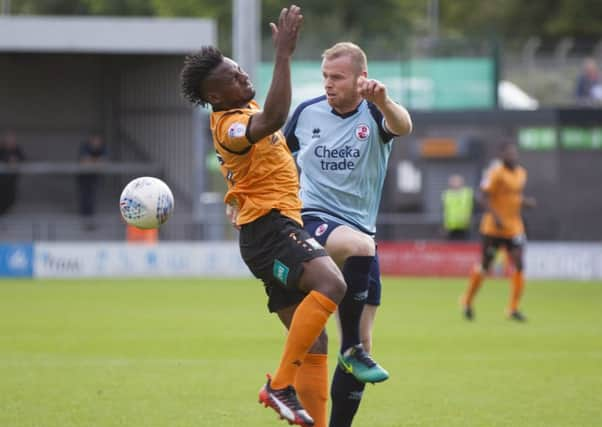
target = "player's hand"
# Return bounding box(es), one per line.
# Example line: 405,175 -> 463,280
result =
270,5 -> 303,57
225,204 -> 241,230
523,196 -> 537,209
357,76 -> 388,106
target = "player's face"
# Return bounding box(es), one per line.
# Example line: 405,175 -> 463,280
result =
322,55 -> 363,112
206,58 -> 255,109
502,144 -> 519,165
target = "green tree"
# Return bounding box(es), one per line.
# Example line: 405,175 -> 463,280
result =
12,0 -> 90,14
9,0 -> 602,49
440,0 -> 602,40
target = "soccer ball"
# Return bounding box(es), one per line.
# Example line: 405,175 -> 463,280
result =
119,177 -> 174,229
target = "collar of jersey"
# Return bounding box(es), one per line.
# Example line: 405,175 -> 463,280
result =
330,99 -> 364,119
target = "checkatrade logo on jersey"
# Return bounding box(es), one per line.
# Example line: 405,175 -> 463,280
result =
314,145 -> 360,170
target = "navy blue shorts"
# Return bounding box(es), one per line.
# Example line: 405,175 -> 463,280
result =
304,215 -> 382,306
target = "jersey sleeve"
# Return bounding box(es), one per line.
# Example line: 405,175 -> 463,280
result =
367,102 -> 397,143
480,166 -> 501,193
284,105 -> 302,153
214,112 -> 253,154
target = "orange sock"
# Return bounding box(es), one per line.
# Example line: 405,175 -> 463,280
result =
463,265 -> 484,306
294,353 -> 328,427
509,270 -> 525,312
271,291 -> 336,390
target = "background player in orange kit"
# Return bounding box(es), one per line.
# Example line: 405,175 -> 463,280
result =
461,141 -> 536,321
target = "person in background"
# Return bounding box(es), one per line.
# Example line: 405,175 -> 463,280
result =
442,174 -> 473,241
575,57 -> 602,105
77,134 -> 107,220
460,141 -> 536,322
0,131 -> 26,215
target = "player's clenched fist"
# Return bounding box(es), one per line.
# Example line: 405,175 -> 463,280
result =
357,76 -> 388,106
270,5 -> 303,57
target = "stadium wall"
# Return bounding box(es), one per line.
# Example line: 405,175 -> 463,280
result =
381,108 -> 602,241
117,55 -> 197,204
1,242 -> 602,280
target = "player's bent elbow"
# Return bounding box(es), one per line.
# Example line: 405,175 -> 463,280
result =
404,118 -> 413,135
398,116 -> 413,136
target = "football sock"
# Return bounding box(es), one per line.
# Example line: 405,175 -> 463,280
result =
339,256 -> 374,352
464,265 -> 484,306
509,270 -> 524,311
329,365 -> 366,427
295,353 -> 328,427
271,291 -> 336,390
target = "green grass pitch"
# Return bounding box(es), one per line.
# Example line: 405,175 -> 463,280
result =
1,277 -> 601,426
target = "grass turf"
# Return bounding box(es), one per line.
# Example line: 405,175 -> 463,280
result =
0,277 -> 601,426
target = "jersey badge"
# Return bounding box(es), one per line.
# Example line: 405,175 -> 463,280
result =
315,223 -> 329,237
355,123 -> 370,141
227,122 -> 246,138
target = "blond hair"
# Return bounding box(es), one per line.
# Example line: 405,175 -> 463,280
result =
322,42 -> 367,74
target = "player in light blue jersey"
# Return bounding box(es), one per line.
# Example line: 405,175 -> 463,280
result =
284,42 -> 412,427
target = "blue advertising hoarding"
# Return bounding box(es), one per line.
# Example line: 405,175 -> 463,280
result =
0,243 -> 34,277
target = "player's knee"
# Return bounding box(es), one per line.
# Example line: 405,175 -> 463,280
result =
327,274 -> 347,303
481,256 -> 494,272
510,250 -> 524,271
328,228 -> 375,260
348,234 -> 375,257
303,257 -> 347,303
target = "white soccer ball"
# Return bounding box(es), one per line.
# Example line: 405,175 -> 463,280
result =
119,177 -> 174,229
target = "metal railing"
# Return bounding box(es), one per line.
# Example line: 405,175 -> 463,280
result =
0,161 -> 162,175
0,213 -> 454,242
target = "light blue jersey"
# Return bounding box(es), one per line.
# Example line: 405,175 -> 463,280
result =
285,95 -> 397,235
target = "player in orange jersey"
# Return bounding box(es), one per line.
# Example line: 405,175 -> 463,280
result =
180,6 -> 346,427
461,141 -> 536,322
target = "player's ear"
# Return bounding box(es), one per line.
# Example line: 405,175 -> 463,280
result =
206,91 -> 221,105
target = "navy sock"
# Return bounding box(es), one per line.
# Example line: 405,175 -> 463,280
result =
339,255 -> 374,352
329,365 -> 366,427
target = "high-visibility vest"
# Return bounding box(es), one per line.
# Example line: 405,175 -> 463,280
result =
442,187 -> 473,231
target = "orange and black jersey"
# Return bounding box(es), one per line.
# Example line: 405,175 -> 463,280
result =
210,100 -> 302,226
479,162 -> 527,238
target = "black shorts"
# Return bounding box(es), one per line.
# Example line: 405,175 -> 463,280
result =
482,234 -> 526,258
239,210 -> 328,313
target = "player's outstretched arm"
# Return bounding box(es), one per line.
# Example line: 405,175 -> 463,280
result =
357,76 -> 412,136
247,5 -> 303,143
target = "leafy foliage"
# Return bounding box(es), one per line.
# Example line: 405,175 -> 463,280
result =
8,0 -> 602,49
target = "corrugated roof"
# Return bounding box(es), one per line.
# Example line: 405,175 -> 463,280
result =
0,15 -> 215,54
